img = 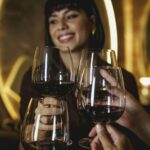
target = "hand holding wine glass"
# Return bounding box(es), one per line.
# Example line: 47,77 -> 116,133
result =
20,97 -> 69,150
77,49 -> 125,149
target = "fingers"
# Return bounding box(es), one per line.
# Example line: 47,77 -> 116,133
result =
100,68 -> 124,99
107,86 -> 126,107
38,97 -> 60,108
108,86 -> 125,97
36,107 -> 63,115
95,124 -> 114,149
24,124 -> 34,142
100,69 -> 117,87
42,97 -> 59,106
34,114 -> 62,131
38,122 -> 62,131
106,124 -> 121,141
106,124 -> 133,150
106,124 -> 129,143
100,69 -> 126,108
35,96 -> 64,115
96,124 -> 133,150
91,136 -> 102,150
89,126 -> 97,137
89,126 -> 103,150
34,96 -> 64,131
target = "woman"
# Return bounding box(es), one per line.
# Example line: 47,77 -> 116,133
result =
19,0 -> 142,149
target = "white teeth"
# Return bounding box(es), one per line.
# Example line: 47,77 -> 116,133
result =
59,34 -> 72,41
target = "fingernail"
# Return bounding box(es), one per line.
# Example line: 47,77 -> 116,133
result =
96,124 -> 104,133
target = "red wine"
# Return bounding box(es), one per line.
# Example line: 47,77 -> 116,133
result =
85,105 -> 124,123
80,88 -> 124,123
82,87 -> 111,99
22,139 -> 66,150
33,81 -> 75,96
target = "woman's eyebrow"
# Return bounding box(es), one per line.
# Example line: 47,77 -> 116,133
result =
49,12 -> 59,18
49,9 -> 77,18
49,14 -> 57,19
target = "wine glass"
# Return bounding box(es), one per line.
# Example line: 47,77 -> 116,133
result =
20,97 -> 70,150
76,49 -> 125,149
20,46 -> 75,149
32,46 -> 76,97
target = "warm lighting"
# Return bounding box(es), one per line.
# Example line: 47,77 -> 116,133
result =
0,0 -> 3,9
103,0 -> 118,57
0,69 -> 3,96
141,87 -> 149,96
140,77 -> 150,87
0,0 -> 3,18
139,77 -> 150,105
0,55 -> 31,120
123,0 -> 134,71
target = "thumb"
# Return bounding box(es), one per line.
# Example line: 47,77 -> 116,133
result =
96,124 -> 113,149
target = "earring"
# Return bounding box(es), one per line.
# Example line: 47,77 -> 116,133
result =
92,27 -> 96,35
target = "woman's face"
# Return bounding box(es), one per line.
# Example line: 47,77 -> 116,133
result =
48,8 -> 94,52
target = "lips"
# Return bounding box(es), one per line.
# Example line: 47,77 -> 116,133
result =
58,33 -> 74,43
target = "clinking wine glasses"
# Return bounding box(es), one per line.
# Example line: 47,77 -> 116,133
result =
21,46 -> 75,150
77,49 -> 126,149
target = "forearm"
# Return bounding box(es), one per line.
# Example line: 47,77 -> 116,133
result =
133,111 -> 150,147
118,92 -> 150,147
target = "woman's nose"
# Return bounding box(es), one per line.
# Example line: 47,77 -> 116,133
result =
58,19 -> 68,30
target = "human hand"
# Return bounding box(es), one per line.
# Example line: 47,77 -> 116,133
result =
100,69 -> 145,128
35,97 -> 63,131
100,69 -> 150,146
90,124 -> 133,150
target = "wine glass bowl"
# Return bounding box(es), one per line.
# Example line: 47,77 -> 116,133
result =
77,49 -> 117,84
78,66 -> 125,124
21,97 -> 70,150
32,46 -> 76,97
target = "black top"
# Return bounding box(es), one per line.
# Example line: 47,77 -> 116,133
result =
19,67 -> 150,150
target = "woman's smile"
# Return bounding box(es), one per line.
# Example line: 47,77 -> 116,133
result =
58,32 -> 75,43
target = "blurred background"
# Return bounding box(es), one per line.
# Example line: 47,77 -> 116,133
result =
0,0 -> 149,149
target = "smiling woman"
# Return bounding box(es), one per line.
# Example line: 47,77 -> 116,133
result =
0,0 -> 149,150
44,0 -> 105,49
48,9 -> 93,51
19,1 -> 149,150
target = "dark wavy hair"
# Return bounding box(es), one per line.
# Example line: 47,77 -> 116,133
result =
44,0 -> 105,49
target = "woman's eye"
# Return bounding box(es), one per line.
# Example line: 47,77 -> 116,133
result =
67,14 -> 78,20
49,19 -> 57,25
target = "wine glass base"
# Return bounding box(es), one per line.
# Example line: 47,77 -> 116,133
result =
78,138 -> 92,149
67,139 -> 73,146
